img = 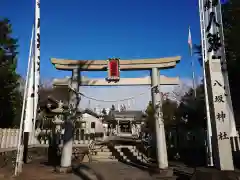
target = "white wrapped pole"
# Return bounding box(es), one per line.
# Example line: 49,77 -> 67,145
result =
14,26 -> 34,176
33,0 -> 40,132
198,0 -> 213,166
24,58 -> 34,133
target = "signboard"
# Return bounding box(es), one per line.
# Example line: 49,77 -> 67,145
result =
201,0 -> 234,170
106,58 -> 120,82
207,57 -> 234,170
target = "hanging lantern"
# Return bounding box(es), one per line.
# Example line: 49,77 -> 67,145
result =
106,58 -> 120,83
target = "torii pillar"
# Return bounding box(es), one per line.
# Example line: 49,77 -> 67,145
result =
51,56 -> 181,171
151,68 -> 168,168
60,68 -> 79,171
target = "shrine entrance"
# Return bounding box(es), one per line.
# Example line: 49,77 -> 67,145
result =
51,56 -> 181,170
119,121 -> 131,133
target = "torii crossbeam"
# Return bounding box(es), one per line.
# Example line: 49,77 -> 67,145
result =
52,76 -> 180,86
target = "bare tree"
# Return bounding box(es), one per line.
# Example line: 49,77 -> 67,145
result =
39,79 -> 70,103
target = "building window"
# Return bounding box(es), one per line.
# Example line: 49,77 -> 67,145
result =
81,122 -> 86,128
91,122 -> 95,129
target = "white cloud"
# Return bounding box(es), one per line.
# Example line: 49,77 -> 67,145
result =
79,77 -> 193,111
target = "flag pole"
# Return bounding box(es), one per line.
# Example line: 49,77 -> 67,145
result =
190,47 -> 197,98
198,0 -> 213,166
188,26 -> 197,98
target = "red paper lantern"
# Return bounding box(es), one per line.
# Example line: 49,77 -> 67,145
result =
106,58 -> 120,82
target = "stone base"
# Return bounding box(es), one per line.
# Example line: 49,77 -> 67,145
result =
191,168 -> 240,180
159,168 -> 174,176
82,154 -> 90,163
151,168 -> 176,180
55,166 -> 72,174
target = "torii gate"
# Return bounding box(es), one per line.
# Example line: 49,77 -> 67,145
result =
51,56 -> 181,172
52,75 -> 180,86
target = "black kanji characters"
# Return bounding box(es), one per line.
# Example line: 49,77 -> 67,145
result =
152,86 -> 160,94
206,12 -> 220,32
204,0 -> 219,11
204,2 -> 222,59
213,80 -> 226,90
207,33 -> 221,53
37,60 -> 40,71
215,95 -> 224,103
218,132 -> 229,140
216,111 -> 226,122
213,80 -> 227,96
213,80 -> 222,87
37,33 -> 40,49
37,18 -> 40,28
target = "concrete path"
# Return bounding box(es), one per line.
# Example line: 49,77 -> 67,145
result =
73,162 -> 154,180
0,160 -> 168,180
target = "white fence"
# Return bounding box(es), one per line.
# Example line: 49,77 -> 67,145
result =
1,128 -> 240,153
0,128 -> 105,151
0,128 -> 40,151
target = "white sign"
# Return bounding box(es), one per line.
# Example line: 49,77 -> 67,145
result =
202,0 -> 234,170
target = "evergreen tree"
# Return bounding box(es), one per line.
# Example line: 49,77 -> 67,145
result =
101,108 -> 107,115
0,18 -> 21,128
110,104 -> 116,111
222,0 -> 240,124
145,101 -> 155,132
193,44 -> 203,66
176,83 -> 206,129
145,99 -> 178,130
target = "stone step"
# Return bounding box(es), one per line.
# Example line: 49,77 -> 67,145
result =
94,145 -> 108,149
95,148 -> 110,152
114,145 -> 135,149
96,151 -> 112,156
92,158 -> 118,162
91,155 -> 115,159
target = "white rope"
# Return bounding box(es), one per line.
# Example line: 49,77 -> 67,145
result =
68,85 -> 181,103
68,85 -> 155,103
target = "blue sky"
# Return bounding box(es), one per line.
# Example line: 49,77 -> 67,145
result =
1,0 -> 203,81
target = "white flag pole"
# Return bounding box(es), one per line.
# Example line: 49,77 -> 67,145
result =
33,0 -> 41,133
14,25 -> 35,176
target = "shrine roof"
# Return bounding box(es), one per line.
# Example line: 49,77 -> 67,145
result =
107,110 -> 146,121
80,108 -> 102,118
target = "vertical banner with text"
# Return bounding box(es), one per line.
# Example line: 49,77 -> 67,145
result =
203,0 -> 234,170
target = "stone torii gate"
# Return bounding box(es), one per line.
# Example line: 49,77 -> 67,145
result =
52,75 -> 180,86
51,56 -> 181,172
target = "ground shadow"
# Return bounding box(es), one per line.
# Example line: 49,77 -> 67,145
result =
72,164 -> 105,180
106,143 -> 160,176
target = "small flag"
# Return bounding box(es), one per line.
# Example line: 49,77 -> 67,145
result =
188,26 -> 193,56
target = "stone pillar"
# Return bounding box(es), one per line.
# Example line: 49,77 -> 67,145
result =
130,121 -> 133,135
205,56 -> 234,170
117,120 -> 119,134
60,68 -> 79,171
151,68 -> 168,169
